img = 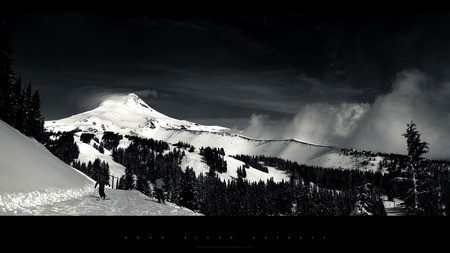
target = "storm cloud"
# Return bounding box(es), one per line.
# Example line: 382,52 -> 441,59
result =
243,69 -> 450,160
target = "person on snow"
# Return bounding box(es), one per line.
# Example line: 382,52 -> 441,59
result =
95,175 -> 110,200
155,177 -> 165,203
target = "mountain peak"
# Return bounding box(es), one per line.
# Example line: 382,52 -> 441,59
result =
99,93 -> 153,111
124,93 -> 152,109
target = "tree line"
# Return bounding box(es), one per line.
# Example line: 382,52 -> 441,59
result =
107,135 -> 384,216
199,146 -> 227,174
73,158 -> 110,182
232,154 -> 385,192
0,23 -> 45,143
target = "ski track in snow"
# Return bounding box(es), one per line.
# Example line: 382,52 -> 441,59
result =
1,189 -> 201,216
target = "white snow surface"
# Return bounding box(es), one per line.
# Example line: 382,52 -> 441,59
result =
0,119 -> 94,214
45,93 -> 370,181
180,146 -> 290,183
0,119 -> 199,215
11,189 -> 200,216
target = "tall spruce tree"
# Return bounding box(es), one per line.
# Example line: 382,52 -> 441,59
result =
402,121 -> 429,215
12,76 -> 24,132
119,165 -> 135,190
0,23 -> 45,142
0,21 -> 16,125
27,89 -> 44,142
136,172 -> 151,197
179,166 -> 198,211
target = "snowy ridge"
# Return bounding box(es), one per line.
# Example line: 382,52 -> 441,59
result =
157,129 -> 356,171
232,133 -> 332,148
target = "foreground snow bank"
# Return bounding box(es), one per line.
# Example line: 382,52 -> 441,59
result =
0,186 -> 93,214
13,189 -> 201,216
0,120 -> 94,214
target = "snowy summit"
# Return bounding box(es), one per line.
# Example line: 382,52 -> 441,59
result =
46,93 -> 228,137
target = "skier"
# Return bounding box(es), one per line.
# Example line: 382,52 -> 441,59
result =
155,177 -> 165,203
95,175 -> 110,200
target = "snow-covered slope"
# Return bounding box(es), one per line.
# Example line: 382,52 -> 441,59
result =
179,144 -> 290,183
19,188 -> 201,215
0,119 -> 94,214
0,119 -> 199,215
74,133 -> 126,178
45,93 -> 375,180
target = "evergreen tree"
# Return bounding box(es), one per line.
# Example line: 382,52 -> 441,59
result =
91,158 -> 102,180
0,22 -> 45,143
136,171 -> 151,197
11,76 -> 24,132
179,166 -> 198,211
46,131 -> 80,165
236,166 -> 247,179
402,121 -> 430,215
119,165 -> 135,190
294,181 -> 313,216
27,89 -> 45,142
0,21 -> 15,125
22,82 -> 32,134
98,144 -> 105,154
80,132 -> 95,144
101,131 -> 123,150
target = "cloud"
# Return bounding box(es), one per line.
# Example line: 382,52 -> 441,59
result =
243,69 -> 450,160
349,69 -> 450,159
242,114 -> 275,140
66,86 -> 164,112
290,102 -> 370,145
66,86 -> 127,112
135,89 -> 158,99
242,102 -> 370,145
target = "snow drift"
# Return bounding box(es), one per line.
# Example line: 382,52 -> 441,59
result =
0,119 -> 94,214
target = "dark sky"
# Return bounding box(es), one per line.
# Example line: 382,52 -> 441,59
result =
2,10 -> 450,157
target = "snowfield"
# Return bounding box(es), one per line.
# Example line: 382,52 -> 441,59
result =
12,189 -> 201,216
179,146 -> 290,183
0,119 -> 199,215
0,119 -> 93,214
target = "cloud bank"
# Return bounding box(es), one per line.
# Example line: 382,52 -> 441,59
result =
243,69 -> 450,160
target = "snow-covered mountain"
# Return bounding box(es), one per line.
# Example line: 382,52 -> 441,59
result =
45,93 -> 382,181
0,119 -> 199,215
46,93 -> 228,135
